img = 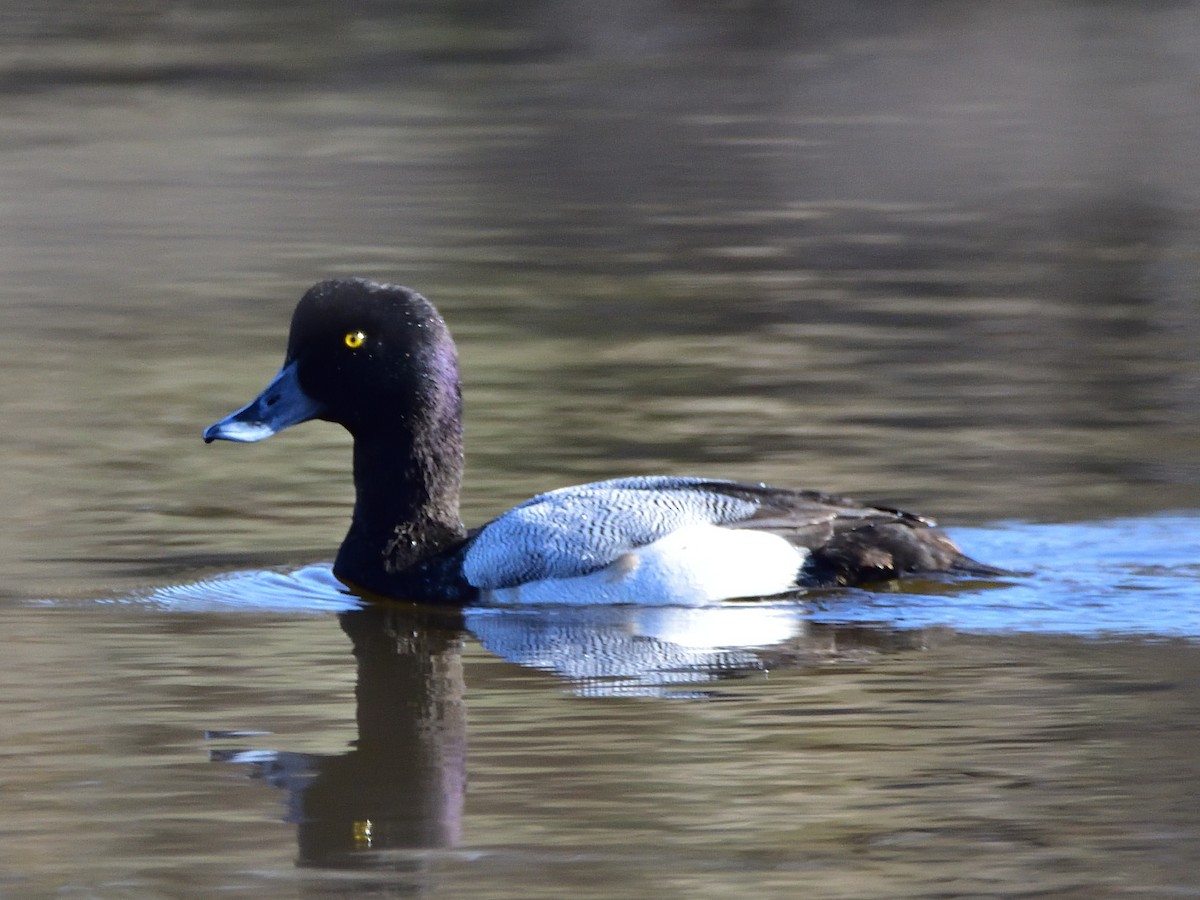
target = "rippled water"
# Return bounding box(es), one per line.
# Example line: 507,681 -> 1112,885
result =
2,3 -> 1200,898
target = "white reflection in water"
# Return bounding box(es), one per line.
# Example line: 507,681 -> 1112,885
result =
466,603 -> 804,696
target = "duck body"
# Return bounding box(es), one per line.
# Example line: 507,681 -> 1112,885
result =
205,278 -> 999,606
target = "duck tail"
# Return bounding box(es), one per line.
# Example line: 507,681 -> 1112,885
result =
802,521 -> 1009,587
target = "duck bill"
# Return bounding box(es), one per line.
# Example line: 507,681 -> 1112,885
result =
203,360 -> 324,443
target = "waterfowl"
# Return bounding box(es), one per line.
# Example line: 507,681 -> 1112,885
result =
205,278 -> 999,605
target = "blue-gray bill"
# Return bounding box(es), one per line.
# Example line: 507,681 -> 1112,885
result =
203,359 -> 323,443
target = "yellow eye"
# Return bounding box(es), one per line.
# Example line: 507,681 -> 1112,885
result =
344,330 -> 366,349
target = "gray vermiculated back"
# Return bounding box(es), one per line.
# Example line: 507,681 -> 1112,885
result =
461,477 -> 759,589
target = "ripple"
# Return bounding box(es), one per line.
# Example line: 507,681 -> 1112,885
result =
140,563 -> 361,614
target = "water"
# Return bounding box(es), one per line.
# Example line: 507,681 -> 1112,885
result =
2,3 -> 1200,897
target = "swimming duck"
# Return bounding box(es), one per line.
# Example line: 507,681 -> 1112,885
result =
204,278 -> 999,605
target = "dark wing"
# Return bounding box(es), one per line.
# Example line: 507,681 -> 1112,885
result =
700,480 -> 1003,586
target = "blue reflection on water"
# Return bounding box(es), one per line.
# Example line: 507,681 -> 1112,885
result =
138,563 -> 361,614
124,514 -> 1198,639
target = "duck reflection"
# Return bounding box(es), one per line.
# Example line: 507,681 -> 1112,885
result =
464,602 -> 807,697
212,604 -> 467,868
208,587 -> 922,870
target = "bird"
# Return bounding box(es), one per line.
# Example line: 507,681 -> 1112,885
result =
204,278 -> 1001,606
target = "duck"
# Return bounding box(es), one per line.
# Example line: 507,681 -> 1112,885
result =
204,277 -> 1001,606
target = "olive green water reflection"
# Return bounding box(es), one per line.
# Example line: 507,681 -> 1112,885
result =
4,601 -> 1198,898
1,2 -> 1200,898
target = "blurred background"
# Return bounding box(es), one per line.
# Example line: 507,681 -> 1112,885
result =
3,5 -> 1200,897
0,0 -> 1197,594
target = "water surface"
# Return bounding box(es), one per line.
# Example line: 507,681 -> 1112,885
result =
1,3 -> 1199,898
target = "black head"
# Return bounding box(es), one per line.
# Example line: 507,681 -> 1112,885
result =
285,278 -> 461,436
205,278 -> 462,443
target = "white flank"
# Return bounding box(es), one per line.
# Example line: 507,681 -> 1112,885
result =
479,523 -> 807,606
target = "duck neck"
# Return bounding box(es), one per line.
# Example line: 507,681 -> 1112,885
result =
334,419 -> 468,591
